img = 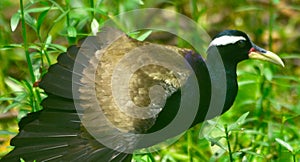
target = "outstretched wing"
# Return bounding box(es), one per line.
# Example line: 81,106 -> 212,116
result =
2,28 -> 207,161
1,46 -> 132,162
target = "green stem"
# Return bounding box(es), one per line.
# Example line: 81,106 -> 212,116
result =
233,132 -> 238,151
187,130 -> 193,162
35,88 -> 42,110
268,0 -> 274,51
256,75 -> 265,118
65,0 -> 74,45
90,0 -> 95,18
268,0 -> 276,157
225,124 -> 233,162
66,3 -> 70,27
20,0 -> 35,83
292,153 -> 296,162
43,48 -> 51,66
191,0 -> 199,21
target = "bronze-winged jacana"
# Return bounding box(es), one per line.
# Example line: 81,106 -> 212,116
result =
1,28 -> 284,162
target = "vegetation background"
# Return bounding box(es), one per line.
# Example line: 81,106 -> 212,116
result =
0,0 -> 299,161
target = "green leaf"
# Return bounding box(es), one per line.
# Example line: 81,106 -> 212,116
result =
136,0 -> 144,5
28,44 -> 41,50
4,102 -> 22,113
48,43 -> 67,52
53,10 -> 69,23
140,154 -> 152,162
280,53 -> 300,59
0,130 -> 16,135
205,136 -> 227,151
239,147 -> 263,157
263,67 -> 273,81
273,75 -> 300,82
11,12 -> 21,31
45,35 -> 52,45
37,9 -> 50,33
81,7 -> 107,16
162,154 -> 176,162
243,130 -> 266,136
1,44 -> 23,50
228,112 -> 249,131
67,26 -> 77,38
238,80 -> 257,86
199,118 -> 224,139
275,138 -> 294,152
25,7 -> 51,13
136,30 -> 152,41
24,12 -> 37,31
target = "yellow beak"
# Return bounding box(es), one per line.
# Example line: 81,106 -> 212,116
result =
248,44 -> 285,67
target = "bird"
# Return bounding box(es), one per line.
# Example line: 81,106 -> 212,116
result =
1,28 -> 284,162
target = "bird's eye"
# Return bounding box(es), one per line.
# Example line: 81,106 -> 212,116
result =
237,40 -> 246,48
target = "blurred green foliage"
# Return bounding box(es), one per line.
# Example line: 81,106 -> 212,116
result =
0,0 -> 299,161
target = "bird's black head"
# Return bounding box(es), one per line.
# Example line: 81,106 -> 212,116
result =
207,30 -> 284,69
208,30 -> 253,66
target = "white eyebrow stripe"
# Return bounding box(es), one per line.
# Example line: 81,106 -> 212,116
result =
209,36 -> 246,47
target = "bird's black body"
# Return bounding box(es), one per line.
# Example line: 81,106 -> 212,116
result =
146,50 -> 211,133
1,29 -> 283,161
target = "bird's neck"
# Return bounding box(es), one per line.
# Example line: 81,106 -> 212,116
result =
223,63 -> 238,113
206,46 -> 239,114
184,50 -> 239,125
224,63 -> 237,78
